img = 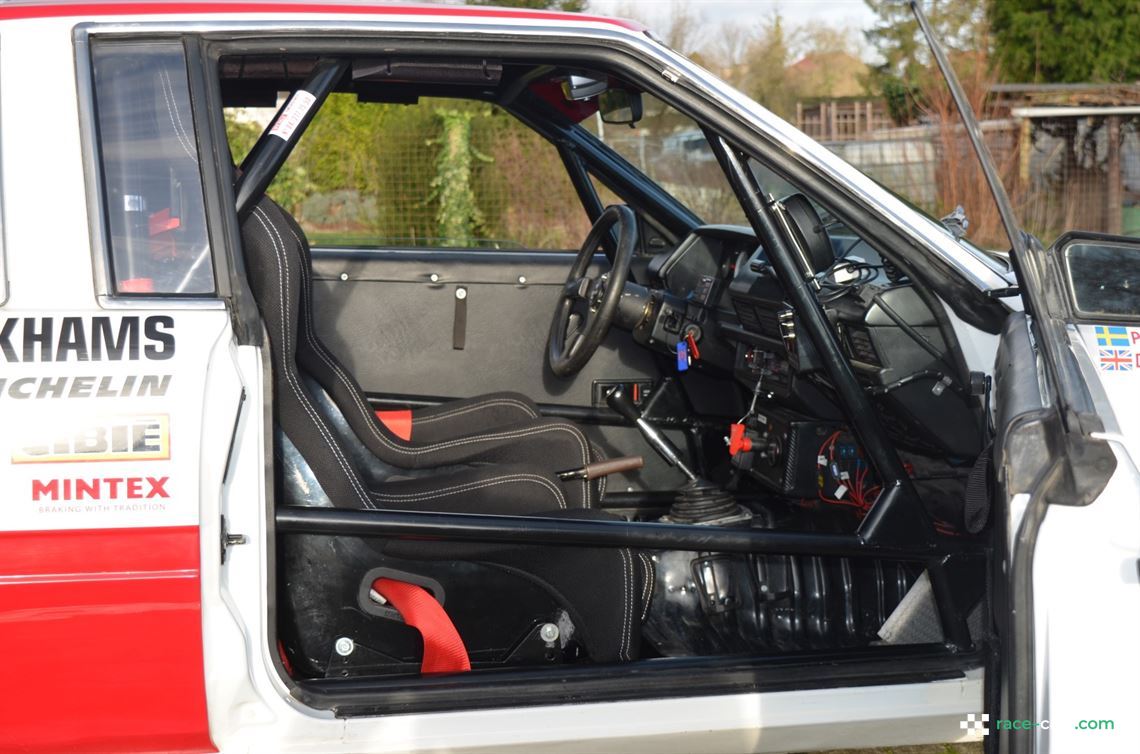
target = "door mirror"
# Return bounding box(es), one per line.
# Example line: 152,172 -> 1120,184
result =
599,88 -> 642,125
1057,232 -> 1140,321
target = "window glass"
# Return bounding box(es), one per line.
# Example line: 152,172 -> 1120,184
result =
225,94 -> 591,250
580,93 -> 748,227
1064,241 -> 1140,318
92,41 -> 214,295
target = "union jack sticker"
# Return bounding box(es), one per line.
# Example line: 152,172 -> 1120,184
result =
1099,349 -> 1134,371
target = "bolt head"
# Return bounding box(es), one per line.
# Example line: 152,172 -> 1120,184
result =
539,623 -> 560,643
518,275 -> 527,285
334,636 -> 355,656
339,272 -> 349,281
430,273 -> 440,283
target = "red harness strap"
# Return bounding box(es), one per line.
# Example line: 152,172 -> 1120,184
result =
372,578 -> 470,674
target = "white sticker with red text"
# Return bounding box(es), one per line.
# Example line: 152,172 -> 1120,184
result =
268,90 -> 316,141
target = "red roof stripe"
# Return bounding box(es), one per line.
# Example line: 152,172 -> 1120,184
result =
0,1 -> 642,29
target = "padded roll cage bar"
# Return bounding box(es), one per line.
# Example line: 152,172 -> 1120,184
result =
235,54 -> 986,654
234,58 -> 349,220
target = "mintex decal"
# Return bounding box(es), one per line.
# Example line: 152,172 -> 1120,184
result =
0,310 -> 230,532
1092,326 -> 1140,372
32,476 -> 169,502
12,414 -> 170,464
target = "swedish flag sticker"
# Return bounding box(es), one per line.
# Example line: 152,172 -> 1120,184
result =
1095,326 -> 1131,347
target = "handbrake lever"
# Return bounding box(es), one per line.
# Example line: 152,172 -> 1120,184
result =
606,385 -> 698,481
557,455 -> 644,481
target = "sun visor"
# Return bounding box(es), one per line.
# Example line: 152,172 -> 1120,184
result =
353,58 -> 502,86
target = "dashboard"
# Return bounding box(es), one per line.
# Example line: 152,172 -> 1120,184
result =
643,223 -> 983,459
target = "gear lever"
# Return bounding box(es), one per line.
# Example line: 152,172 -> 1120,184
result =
605,385 -> 698,481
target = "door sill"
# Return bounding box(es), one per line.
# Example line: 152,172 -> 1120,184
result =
292,643 -> 983,717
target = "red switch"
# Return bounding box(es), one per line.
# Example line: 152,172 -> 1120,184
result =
728,423 -> 753,456
685,331 -> 701,361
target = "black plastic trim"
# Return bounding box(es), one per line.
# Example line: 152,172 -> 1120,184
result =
294,645 -> 982,716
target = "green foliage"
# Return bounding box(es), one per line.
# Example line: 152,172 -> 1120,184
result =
427,109 -> 492,247
877,72 -> 924,125
744,13 -> 796,119
229,93 -> 585,248
863,0 -> 988,124
224,115 -> 315,214
990,0 -> 1140,82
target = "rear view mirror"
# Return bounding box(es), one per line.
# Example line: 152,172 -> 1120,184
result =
561,74 -> 608,101
599,88 -> 642,125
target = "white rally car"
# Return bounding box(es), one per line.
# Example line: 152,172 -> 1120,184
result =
0,2 -> 1137,753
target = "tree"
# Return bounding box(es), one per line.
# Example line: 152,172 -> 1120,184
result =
990,0 -> 1140,83
612,0 -> 705,57
743,12 -> 796,118
863,0 -> 988,123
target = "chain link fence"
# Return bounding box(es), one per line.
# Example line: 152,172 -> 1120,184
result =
821,114 -> 1140,248
236,92 -> 1140,253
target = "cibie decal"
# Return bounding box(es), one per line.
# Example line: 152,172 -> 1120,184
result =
12,414 -> 170,464
1093,326 -> 1140,372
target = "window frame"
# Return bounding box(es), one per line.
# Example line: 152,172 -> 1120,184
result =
75,27 -> 231,308
172,23 -> 988,719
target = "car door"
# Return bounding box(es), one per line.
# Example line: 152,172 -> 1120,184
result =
989,235 -> 1139,754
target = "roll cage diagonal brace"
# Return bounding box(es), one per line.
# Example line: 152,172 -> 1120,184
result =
703,132 -> 932,548
703,133 -> 982,649
234,58 -> 348,220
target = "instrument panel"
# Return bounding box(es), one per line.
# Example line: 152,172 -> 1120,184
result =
648,224 -> 983,458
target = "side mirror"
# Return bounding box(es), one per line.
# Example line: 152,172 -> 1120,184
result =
1057,232 -> 1140,321
599,88 -> 642,125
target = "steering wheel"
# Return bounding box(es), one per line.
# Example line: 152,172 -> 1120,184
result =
547,204 -> 638,377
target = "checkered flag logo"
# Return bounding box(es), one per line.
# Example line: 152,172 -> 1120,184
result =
960,713 -> 990,736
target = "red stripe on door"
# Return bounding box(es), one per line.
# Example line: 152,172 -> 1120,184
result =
0,526 -> 214,753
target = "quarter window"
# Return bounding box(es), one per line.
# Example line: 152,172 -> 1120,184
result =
91,40 -> 214,295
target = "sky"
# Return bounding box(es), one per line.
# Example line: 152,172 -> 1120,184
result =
588,0 -> 877,33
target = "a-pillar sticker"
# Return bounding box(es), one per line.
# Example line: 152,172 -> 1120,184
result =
268,90 -> 316,141
1093,325 -> 1140,372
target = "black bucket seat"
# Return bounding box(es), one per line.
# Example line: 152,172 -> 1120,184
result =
241,196 -> 650,665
